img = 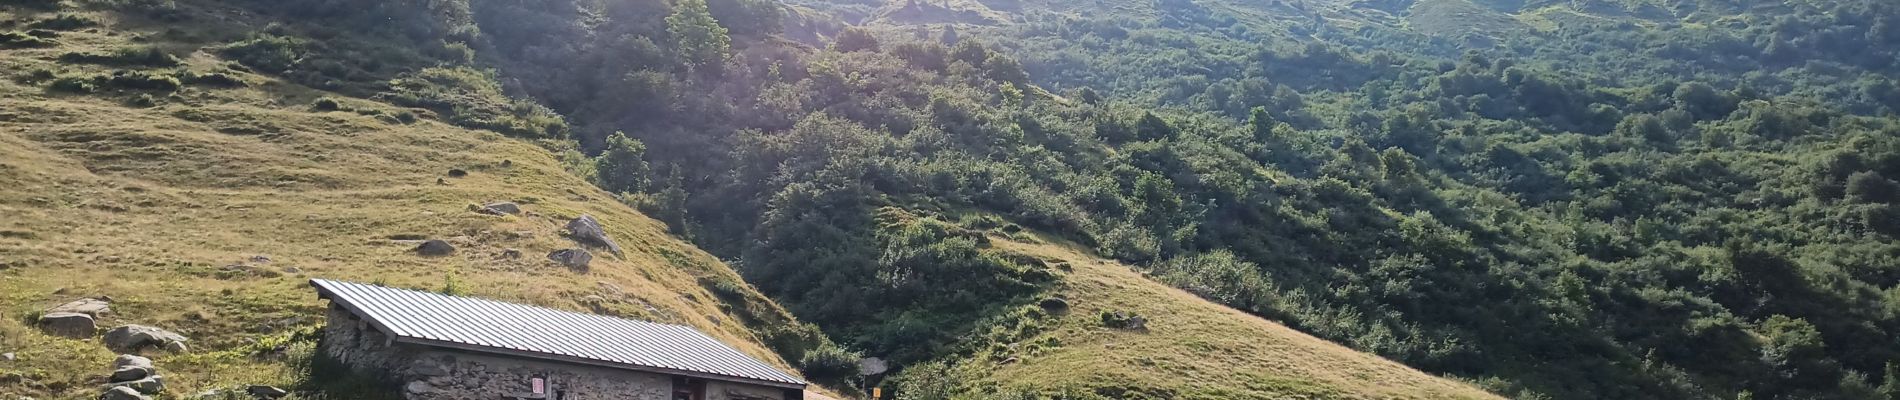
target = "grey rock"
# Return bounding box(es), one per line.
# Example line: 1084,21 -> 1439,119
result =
99,386 -> 149,400
113,355 -> 153,370
563,215 -> 623,255
1038,297 -> 1070,313
102,325 -> 189,353
38,312 -> 96,338
548,249 -> 592,272
480,202 -> 521,215
48,298 -> 111,316
414,240 -> 455,257
109,366 -> 152,383
245,385 -> 288,399
2,352 -> 14,361
405,381 -> 437,395
106,375 -> 163,395
410,360 -> 449,377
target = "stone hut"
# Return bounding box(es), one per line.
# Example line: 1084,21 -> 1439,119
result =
311,279 -> 807,400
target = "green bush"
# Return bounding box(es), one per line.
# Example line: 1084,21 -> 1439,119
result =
312,97 -> 341,112
382,67 -> 568,138
219,35 -> 303,74
798,343 -> 862,388
27,14 -> 97,30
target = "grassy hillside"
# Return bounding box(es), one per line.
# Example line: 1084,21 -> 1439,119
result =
0,5 -> 820,398
949,234 -> 1501,400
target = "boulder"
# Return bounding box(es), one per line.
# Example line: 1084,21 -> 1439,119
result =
414,240 -> 455,257
109,366 -> 152,383
113,354 -> 154,371
103,325 -> 189,353
106,375 -> 164,395
38,312 -> 96,338
99,386 -> 150,400
480,202 -> 521,215
548,249 -> 592,272
446,168 -> 468,178
3,352 -> 14,361
245,385 -> 288,399
48,298 -> 111,316
563,215 -> 623,255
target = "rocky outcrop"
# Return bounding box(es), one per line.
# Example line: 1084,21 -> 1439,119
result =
414,240 -> 456,257
563,215 -> 623,255
49,298 -> 111,316
480,202 -> 521,215
548,249 -> 592,272
110,355 -> 155,382
102,325 -> 189,353
38,312 -> 96,338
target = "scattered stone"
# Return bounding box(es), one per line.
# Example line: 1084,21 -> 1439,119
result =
435,177 -> 447,185
499,159 -> 513,168
249,255 -> 272,263
48,298 -> 111,316
2,352 -> 14,361
498,248 -> 522,259
1100,311 -> 1148,331
245,385 -> 288,399
106,375 -> 164,395
548,249 -> 592,272
281,267 -> 301,274
414,240 -> 455,257
563,215 -> 623,255
480,202 -> 520,215
102,325 -> 190,353
446,169 -> 468,178
38,312 -> 96,338
99,386 -> 149,400
191,389 -> 226,399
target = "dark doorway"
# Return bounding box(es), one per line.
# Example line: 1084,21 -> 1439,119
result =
672,377 -> 707,400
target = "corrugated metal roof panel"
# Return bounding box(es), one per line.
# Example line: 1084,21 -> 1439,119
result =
311,279 -> 807,388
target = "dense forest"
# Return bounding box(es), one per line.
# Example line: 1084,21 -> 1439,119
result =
42,0 -> 1900,398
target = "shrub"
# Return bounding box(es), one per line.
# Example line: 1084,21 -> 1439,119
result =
220,35 -> 303,74
0,0 -> 63,10
104,70 -> 178,91
58,47 -> 181,67
47,76 -> 96,93
179,71 -> 244,87
20,68 -> 57,83
124,93 -> 156,108
27,14 -> 98,30
798,343 -> 862,388
0,31 -> 58,48
312,97 -> 341,112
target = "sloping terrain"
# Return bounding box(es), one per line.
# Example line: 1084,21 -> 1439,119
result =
0,6 -> 817,398
958,235 -> 1501,400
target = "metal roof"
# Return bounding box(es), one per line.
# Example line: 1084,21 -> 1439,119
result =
310,279 -> 807,388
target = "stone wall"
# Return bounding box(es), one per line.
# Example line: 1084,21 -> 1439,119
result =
321,306 -> 419,377
320,306 -> 793,400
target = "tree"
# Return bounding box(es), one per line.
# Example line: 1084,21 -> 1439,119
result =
1847,171 -> 1900,204
832,27 -> 880,52
668,0 -> 731,69
1878,363 -> 1900,400
595,131 -> 651,195
1135,112 -> 1175,141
